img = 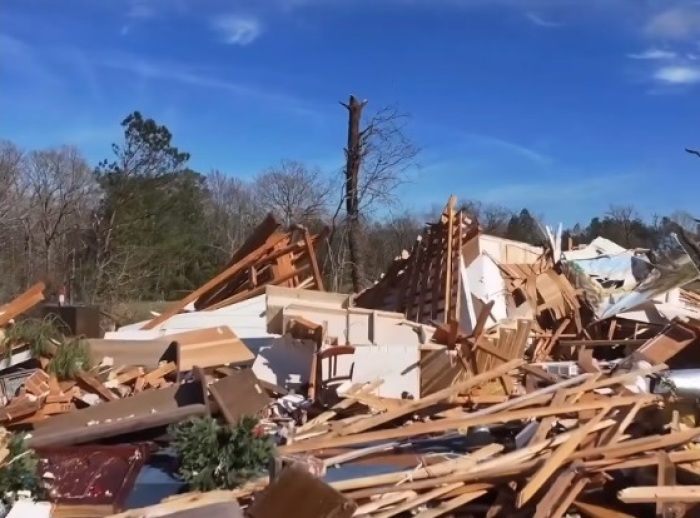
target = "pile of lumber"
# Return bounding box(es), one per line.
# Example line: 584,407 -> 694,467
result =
0,361 -> 179,426
259,360 -> 695,517
5,200 -> 700,516
141,213 -> 327,330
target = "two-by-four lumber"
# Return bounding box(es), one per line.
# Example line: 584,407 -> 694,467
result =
334,359 -> 525,436
517,409 -> 609,507
281,395 -> 645,453
141,231 -> 290,329
618,486 -> 700,504
0,282 -> 46,327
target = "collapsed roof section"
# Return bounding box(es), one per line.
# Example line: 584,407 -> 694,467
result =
355,196 -> 580,335
355,196 -> 478,324
140,214 -> 327,330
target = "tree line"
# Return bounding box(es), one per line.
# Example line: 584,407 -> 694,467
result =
0,109 -> 696,306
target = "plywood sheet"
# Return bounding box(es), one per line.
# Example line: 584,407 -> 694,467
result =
169,326 -> 255,373
88,338 -> 175,368
247,466 -> 356,518
209,369 -> 270,425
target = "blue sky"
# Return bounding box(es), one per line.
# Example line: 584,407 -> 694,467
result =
3,0 -> 700,226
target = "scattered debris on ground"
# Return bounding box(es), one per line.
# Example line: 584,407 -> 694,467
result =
3,199 -> 700,517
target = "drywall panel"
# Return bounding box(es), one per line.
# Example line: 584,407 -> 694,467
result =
252,335 -> 315,390
266,286 -> 350,334
350,344 -> 420,399
463,254 -> 509,328
282,305 -> 420,347
106,295 -> 274,347
479,234 -> 542,264
458,255 -> 477,334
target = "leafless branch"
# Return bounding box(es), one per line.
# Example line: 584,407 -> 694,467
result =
253,160 -> 331,227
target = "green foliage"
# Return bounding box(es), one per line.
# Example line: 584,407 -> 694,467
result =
92,111 -> 218,301
169,416 -> 273,491
585,214 -> 654,249
96,111 -> 190,179
47,337 -> 92,381
2,316 -> 91,380
2,315 -> 67,359
506,209 -> 542,246
0,433 -> 45,504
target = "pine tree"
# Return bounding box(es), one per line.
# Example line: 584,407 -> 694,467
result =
169,416 -> 273,491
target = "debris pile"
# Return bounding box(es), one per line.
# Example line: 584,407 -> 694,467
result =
3,199 -> 700,517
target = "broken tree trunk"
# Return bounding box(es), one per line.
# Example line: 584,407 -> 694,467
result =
342,94 -> 367,293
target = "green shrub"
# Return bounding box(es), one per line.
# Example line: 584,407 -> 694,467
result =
169,416 -> 273,491
0,432 -> 45,505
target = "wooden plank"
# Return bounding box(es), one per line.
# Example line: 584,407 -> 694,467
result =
412,490 -> 487,518
170,326 -> 255,374
656,452 -> 680,518
247,466 -> 356,518
574,500 -> 635,518
335,359 -> 524,436
532,467 -> 578,518
619,486 -> 700,504
142,232 -> 290,329
414,225 -> 435,323
106,490 -> 243,518
517,410 -> 608,507
302,228 -> 324,291
76,372 -> 118,402
205,263 -> 313,311
330,443 -> 502,492
442,197 -> 457,321
548,476 -> 589,518
373,483 -> 463,518
0,282 -> 45,327
281,397 -> 640,454
209,369 -> 270,425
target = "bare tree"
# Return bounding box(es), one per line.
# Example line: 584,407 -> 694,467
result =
0,140 -> 27,224
669,210 -> 698,234
0,141 -> 30,297
338,95 -> 420,292
253,160 -> 330,227
605,204 -> 638,248
206,170 -> 262,256
355,104 -> 420,214
21,146 -> 98,289
460,200 -> 513,236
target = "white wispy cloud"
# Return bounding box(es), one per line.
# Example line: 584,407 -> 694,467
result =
0,33 -> 62,86
628,48 -> 677,60
121,0 -> 158,35
477,173 -> 638,205
653,65 -> 700,85
462,133 -> 551,164
631,4 -> 700,91
96,54 -> 316,116
212,15 -> 263,45
127,2 -> 156,20
525,12 -> 561,28
645,6 -> 700,40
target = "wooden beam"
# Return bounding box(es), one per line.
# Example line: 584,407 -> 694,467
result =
141,232 -> 289,329
517,410 -> 608,507
619,486 -> 700,504
334,359 -> 524,436
302,228 -> 324,291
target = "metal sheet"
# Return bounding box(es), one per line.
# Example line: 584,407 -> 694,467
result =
598,233 -> 700,320
655,369 -> 700,398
